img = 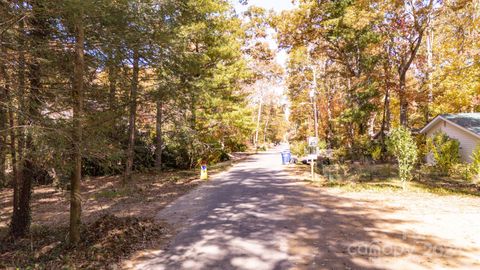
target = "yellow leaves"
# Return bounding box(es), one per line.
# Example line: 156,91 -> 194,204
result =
364,41 -> 382,56
342,6 -> 377,30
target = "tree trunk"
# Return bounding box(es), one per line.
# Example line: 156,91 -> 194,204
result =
263,109 -> 269,144
16,16 -> 26,165
13,24 -> 44,238
425,22 -> 434,122
7,83 -> 18,223
69,10 -> 84,245
323,62 -> 334,148
254,98 -> 262,148
379,53 -> 392,153
10,15 -> 27,238
107,52 -> 118,137
108,52 -> 117,111
368,112 -> 376,137
0,20 -> 19,236
124,48 -> 139,183
10,158 -> 33,237
0,53 -> 7,186
188,91 -> 197,168
380,86 -> 391,148
190,93 -> 196,128
10,0 -> 45,236
311,65 -> 319,139
399,73 -> 408,126
155,98 -> 163,171
396,5 -> 427,127
346,78 -> 354,148
326,86 -> 334,148
0,46 -> 11,185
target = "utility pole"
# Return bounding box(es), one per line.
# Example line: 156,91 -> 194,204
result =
306,46 -> 319,181
425,10 -> 434,122
310,65 -> 319,139
306,45 -> 319,141
254,95 -> 263,149
308,64 -> 319,182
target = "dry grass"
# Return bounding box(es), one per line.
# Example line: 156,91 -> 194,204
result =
285,162 -> 480,269
0,171 -> 198,269
285,163 -> 480,197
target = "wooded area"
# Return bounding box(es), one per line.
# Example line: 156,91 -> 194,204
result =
1,0 -> 480,268
0,0 -> 286,247
276,0 -> 479,154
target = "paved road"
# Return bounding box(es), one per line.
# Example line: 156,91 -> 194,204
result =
133,146 -> 373,270
133,146 -> 313,269
130,147 -> 480,270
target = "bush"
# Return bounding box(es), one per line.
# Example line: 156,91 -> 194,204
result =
226,141 -> 247,152
351,135 -> 372,161
333,146 -> 349,163
257,145 -> 267,152
415,133 -> 429,163
470,145 -> 480,182
387,127 -> 418,185
317,140 -> 327,150
370,144 -> 382,161
290,140 -> 308,157
427,132 -> 460,175
449,163 -> 474,181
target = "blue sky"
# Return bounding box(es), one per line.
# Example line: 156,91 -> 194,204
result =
231,0 -> 297,67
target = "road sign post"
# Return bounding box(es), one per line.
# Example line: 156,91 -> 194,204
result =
307,137 -> 318,181
311,159 -> 315,181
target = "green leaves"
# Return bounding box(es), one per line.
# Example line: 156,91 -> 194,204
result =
470,145 -> 480,181
387,127 -> 418,183
427,132 -> 461,175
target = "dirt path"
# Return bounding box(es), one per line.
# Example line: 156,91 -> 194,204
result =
126,146 -> 480,270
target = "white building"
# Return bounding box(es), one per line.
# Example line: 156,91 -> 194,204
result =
420,113 -> 480,163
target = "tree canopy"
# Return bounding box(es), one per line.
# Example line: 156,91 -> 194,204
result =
273,0 -> 479,155
0,0 -> 287,243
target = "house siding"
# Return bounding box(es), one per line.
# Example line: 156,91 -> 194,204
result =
426,119 -> 480,163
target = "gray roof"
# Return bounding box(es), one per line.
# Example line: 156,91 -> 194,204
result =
420,113 -> 480,139
440,113 -> 480,136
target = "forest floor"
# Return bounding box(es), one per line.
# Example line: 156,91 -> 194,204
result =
0,153 -> 252,269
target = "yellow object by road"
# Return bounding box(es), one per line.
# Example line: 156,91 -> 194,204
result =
200,165 -> 208,180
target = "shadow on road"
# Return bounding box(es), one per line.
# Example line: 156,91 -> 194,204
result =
131,160 -> 479,270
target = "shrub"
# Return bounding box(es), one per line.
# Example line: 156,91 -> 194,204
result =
470,145 -> 480,182
333,146 -> 349,163
257,145 -> 267,152
350,135 -> 372,161
387,127 -> 418,186
450,163 -> 474,181
370,144 -> 382,161
317,139 -> 327,150
427,132 -> 460,175
415,133 -> 429,163
290,140 -> 308,157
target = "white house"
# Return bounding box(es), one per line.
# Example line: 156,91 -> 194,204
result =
420,113 -> 480,163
